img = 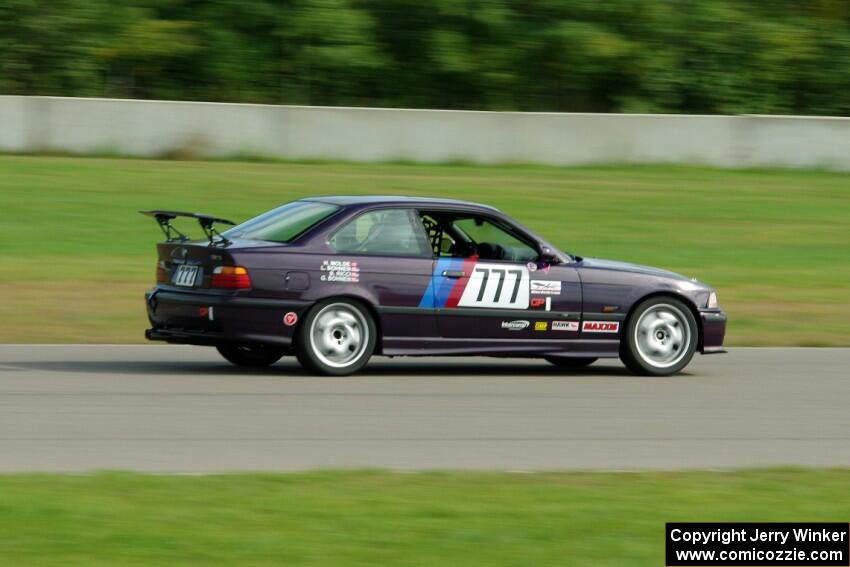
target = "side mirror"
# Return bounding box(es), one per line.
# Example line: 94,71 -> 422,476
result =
539,246 -> 560,263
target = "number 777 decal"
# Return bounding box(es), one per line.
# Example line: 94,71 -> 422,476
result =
419,260 -> 531,309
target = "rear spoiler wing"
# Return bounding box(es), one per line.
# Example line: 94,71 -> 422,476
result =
140,210 -> 236,245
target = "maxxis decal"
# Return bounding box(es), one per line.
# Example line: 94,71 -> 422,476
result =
582,321 -> 619,333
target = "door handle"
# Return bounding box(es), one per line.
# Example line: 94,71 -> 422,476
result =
442,270 -> 466,278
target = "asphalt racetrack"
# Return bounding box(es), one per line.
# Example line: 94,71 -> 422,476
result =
1,345 -> 847,472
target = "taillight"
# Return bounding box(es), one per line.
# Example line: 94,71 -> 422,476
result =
156,260 -> 169,283
212,266 -> 251,289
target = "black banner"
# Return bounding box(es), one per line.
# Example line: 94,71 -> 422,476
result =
666,523 -> 849,566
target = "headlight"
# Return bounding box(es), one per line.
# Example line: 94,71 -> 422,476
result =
707,292 -> 718,309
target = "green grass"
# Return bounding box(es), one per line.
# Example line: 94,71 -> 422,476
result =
0,469 -> 847,566
2,155 -> 849,344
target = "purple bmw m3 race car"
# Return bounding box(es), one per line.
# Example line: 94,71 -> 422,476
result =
143,196 -> 726,376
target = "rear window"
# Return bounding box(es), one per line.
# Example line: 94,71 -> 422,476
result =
223,201 -> 340,243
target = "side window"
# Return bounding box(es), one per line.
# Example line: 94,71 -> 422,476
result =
329,209 -> 432,257
453,217 -> 539,262
420,213 -> 458,257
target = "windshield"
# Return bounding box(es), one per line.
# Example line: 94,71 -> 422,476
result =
222,201 -> 340,243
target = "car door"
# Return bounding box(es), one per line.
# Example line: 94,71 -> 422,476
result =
421,212 -> 582,340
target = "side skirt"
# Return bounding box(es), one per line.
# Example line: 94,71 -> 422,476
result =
380,336 -> 620,358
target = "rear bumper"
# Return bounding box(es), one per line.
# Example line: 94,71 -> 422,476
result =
145,288 -> 309,347
699,309 -> 727,354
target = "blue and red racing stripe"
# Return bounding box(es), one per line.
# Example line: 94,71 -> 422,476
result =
418,257 -> 476,308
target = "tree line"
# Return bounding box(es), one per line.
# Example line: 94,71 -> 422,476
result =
2,0 -> 849,115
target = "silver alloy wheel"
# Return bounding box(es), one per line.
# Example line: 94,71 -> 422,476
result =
634,303 -> 691,369
309,302 -> 369,369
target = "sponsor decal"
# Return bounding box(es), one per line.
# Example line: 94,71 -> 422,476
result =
582,321 -> 619,333
283,311 -> 298,326
530,296 -> 552,310
457,263 -> 530,309
534,321 -> 548,331
320,259 -> 360,283
530,280 -> 561,295
527,261 -> 537,272
420,259 -> 530,310
552,320 -> 579,332
501,320 -> 529,331
538,262 -> 551,274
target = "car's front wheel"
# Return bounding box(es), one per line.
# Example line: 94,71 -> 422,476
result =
216,343 -> 287,367
621,297 -> 698,376
295,299 -> 376,376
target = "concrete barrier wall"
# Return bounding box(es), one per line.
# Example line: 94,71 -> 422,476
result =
1,95 -> 849,169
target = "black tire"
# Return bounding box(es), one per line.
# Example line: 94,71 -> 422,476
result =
295,298 -> 377,376
216,343 -> 287,367
620,296 -> 698,376
545,356 -> 597,369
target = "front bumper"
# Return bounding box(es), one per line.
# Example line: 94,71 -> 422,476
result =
145,288 -> 309,347
699,308 -> 727,354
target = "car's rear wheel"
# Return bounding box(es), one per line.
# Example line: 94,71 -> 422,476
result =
545,356 -> 597,369
621,297 -> 697,376
216,343 -> 287,367
295,299 -> 376,376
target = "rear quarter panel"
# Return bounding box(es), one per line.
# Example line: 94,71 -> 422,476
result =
230,247 -> 437,342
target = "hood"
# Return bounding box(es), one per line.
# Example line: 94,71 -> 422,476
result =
578,257 -> 691,281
